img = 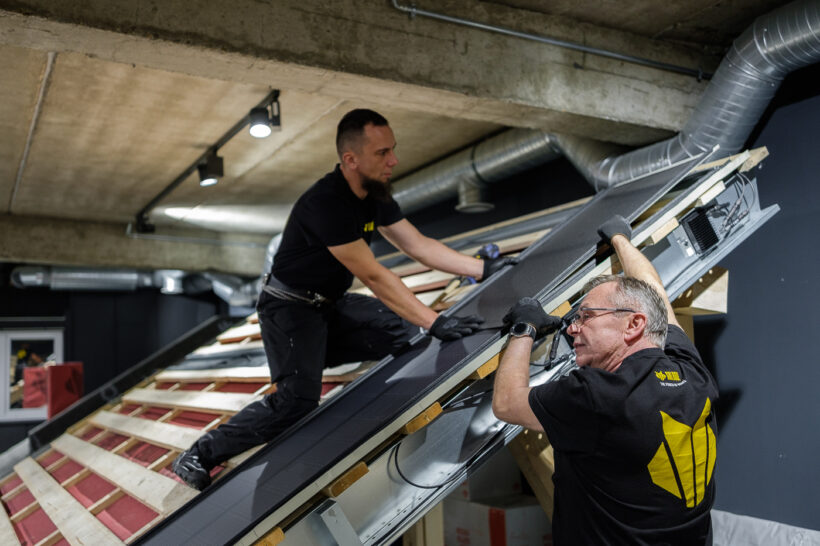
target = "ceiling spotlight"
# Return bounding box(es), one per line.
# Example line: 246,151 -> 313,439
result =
248,91 -> 281,138
198,152 -> 223,187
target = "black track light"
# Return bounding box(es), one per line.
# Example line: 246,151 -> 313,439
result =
248,92 -> 281,138
198,152 -> 224,187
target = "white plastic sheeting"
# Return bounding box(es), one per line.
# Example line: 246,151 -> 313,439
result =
713,510 -> 820,546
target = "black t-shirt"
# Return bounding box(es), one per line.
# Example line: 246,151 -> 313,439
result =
271,165 -> 404,300
529,326 -> 719,545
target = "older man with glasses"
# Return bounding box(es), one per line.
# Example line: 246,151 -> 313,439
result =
493,215 -> 719,546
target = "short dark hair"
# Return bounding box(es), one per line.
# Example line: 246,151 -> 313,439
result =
336,109 -> 389,158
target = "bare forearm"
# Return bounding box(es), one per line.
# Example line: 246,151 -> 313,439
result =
492,337 -> 542,431
364,270 -> 438,329
611,234 -> 678,325
409,237 -> 484,279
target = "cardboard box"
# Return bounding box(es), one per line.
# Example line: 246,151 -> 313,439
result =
444,495 -> 552,546
451,447 -> 523,502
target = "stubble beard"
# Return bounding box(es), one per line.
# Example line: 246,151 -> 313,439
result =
361,175 -> 393,203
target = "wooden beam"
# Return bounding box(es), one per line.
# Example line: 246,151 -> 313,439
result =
508,430 -> 555,520
51,434 -> 197,516
673,267 -> 728,315
402,502 -> 444,546
123,388 -> 259,413
0,492 -> 21,546
89,411 -> 202,451
155,367 -> 270,384
691,146 -> 769,174
14,457 -> 123,545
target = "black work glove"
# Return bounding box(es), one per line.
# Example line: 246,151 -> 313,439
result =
482,256 -> 519,280
597,215 -> 632,243
430,314 -> 484,341
502,297 -> 562,341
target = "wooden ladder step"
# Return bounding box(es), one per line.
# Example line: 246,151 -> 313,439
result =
14,457 -> 123,544
123,388 -> 259,413
51,434 -> 197,516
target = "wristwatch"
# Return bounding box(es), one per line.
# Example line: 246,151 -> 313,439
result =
510,322 -> 537,340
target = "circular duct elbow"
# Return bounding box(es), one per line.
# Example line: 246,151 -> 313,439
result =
392,129 -> 560,214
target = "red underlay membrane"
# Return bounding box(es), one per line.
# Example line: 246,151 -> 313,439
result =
37,449 -> 64,468
96,493 -> 158,541
93,431 -> 130,451
321,382 -> 343,396
215,382 -> 267,393
138,406 -> 172,421
118,403 -> 142,414
48,459 -> 84,484
123,442 -> 169,467
79,426 -> 104,441
5,487 -> 35,515
66,473 -> 116,508
178,382 -> 210,391
154,382 -> 175,390
0,474 -> 23,495
13,506 -> 57,544
168,410 -> 219,429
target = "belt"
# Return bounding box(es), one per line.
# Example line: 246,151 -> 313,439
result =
262,273 -> 333,306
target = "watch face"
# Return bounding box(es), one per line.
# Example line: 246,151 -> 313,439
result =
511,322 -> 529,336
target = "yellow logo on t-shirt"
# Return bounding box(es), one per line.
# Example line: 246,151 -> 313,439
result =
363,221 -> 374,233
647,398 -> 716,507
655,370 -> 681,381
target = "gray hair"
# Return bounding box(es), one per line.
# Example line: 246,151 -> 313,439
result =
582,275 -> 668,347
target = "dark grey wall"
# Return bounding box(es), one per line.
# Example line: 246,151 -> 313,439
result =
0,282 -> 222,452
695,91 -> 820,529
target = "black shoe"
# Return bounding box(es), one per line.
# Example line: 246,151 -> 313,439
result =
172,448 -> 212,491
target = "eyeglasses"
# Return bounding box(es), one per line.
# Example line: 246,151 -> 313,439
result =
569,307 -> 635,328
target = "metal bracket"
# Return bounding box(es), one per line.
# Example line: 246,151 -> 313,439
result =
317,499 -> 363,546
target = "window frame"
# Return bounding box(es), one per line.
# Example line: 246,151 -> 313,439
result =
0,328 -> 64,422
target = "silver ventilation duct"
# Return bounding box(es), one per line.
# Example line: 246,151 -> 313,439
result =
573,0 -> 820,189
392,128 -> 560,214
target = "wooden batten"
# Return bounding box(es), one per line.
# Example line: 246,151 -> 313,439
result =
400,403 -> 443,435
156,367 -> 271,384
14,457 -> 123,545
673,267 -> 728,315
89,411 -> 202,452
51,434 -> 197,516
469,354 -> 501,380
691,146 -> 768,174
508,430 -> 555,520
123,388 -> 259,413
255,526 -> 285,545
0,498 -> 20,545
321,461 -> 369,498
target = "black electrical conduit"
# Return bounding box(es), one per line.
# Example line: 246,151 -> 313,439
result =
390,0 -> 711,80
133,89 -> 280,233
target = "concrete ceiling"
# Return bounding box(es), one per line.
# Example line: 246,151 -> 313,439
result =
0,0 -> 790,276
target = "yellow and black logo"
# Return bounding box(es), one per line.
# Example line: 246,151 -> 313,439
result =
655,370 -> 681,382
647,398 -> 716,507
363,221 -> 374,233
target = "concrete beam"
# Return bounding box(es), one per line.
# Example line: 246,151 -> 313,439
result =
0,0 -> 717,145
0,214 -> 267,276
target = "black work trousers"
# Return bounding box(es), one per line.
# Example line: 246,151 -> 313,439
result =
195,291 -> 415,467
